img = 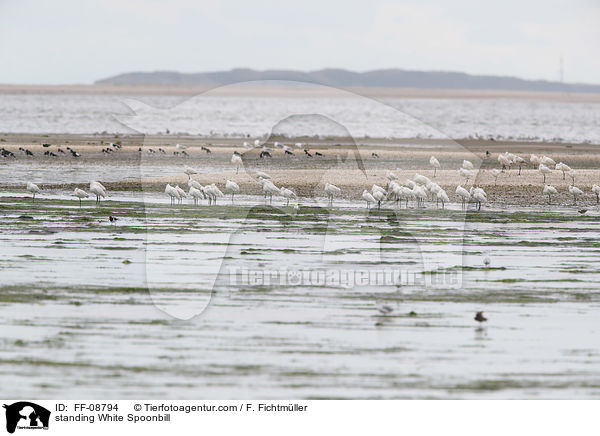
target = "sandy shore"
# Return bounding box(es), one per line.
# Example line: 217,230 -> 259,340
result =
2,133 -> 599,206
2,84 -> 600,102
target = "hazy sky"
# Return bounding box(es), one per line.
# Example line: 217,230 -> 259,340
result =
0,0 -> 598,85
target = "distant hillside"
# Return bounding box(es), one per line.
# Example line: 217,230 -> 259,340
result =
95,68 -> 600,93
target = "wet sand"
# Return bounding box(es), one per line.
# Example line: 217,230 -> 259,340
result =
2,133 -> 599,207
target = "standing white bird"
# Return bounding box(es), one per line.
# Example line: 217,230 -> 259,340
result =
530,154 -> 541,166
362,190 -> 376,209
261,179 -> 280,203
513,155 -> 525,175
324,183 -> 341,204
225,180 -> 240,202
437,189 -> 449,209
184,166 -> 198,178
430,156 -> 441,177
188,186 -> 204,206
498,154 -> 512,171
412,185 -> 427,207
175,185 -> 187,203
568,169 -> 577,186
470,187 -> 487,211
459,167 -> 474,184
543,185 -> 557,204
372,188 -> 385,209
491,168 -> 501,185
569,185 -> 583,205
73,188 -> 88,207
541,156 -> 556,166
538,164 -> 552,183
231,154 -> 243,173
165,184 -> 181,205
555,162 -> 571,180
89,181 -> 107,204
592,184 -> 600,204
456,185 -> 471,208
254,139 -> 261,147
175,143 -> 186,150
280,187 -> 297,205
26,182 -> 41,202
386,170 -> 398,181
462,160 -> 474,170
205,184 -> 224,205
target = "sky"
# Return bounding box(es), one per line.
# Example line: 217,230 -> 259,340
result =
0,0 -> 598,85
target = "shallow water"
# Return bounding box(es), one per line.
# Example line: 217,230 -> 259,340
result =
1,93 -> 599,142
1,193 -> 600,399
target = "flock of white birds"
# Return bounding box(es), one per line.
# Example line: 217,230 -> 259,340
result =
23,148 -> 600,210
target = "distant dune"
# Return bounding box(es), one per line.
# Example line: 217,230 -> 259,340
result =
95,68 -> 600,93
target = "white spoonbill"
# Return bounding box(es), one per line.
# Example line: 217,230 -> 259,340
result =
188,186 -> 204,206
456,185 -> 471,208
543,185 -> 557,204
437,189 -> 449,209
89,181 -> 107,204
592,184 -> 600,204
261,179 -> 280,203
569,185 -> 583,205
372,184 -> 387,196
430,156 -> 440,177
324,183 -> 341,204
386,170 -> 398,181
165,184 -> 181,205
175,143 -> 186,150
555,162 -> 571,180
175,185 -> 187,203
462,160 -> 474,170
538,164 -> 552,183
362,190 -> 376,209
412,185 -> 427,207
413,174 -> 431,186
256,171 -> 271,180
188,179 -> 203,191
73,188 -> 88,207
490,168 -> 501,185
231,154 -> 243,173
26,182 -> 41,202
470,187 -> 487,211
184,166 -> 198,178
568,169 -> 576,185
541,156 -> 556,166
513,155 -> 525,175
225,180 -> 240,202
498,153 -> 511,170
372,188 -> 385,209
280,187 -> 297,205
459,167 -> 474,184
205,184 -> 224,205
530,154 -> 541,166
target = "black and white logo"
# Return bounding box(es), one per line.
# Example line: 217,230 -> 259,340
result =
3,402 -> 50,434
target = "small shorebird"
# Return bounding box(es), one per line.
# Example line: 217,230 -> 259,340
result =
474,312 -> 487,323
378,305 -> 394,315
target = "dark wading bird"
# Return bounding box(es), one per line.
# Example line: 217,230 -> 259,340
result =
474,312 -> 487,323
